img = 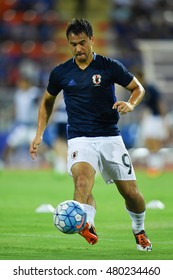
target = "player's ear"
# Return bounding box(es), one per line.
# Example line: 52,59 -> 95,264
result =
90,36 -> 95,45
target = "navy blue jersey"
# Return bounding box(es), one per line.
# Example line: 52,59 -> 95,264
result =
47,53 -> 133,139
143,84 -> 161,115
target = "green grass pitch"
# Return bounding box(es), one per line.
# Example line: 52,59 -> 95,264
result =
0,169 -> 173,260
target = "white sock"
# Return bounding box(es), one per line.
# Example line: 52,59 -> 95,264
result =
147,153 -> 164,170
54,157 -> 67,173
126,208 -> 145,234
82,204 -> 96,227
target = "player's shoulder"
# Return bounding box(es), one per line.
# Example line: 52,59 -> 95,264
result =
51,58 -> 74,74
96,54 -> 124,68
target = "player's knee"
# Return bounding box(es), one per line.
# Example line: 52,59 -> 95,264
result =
125,188 -> 141,202
75,174 -> 88,192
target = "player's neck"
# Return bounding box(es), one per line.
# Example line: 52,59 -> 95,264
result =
75,53 -> 94,70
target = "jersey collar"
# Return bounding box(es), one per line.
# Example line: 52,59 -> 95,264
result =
72,52 -> 97,63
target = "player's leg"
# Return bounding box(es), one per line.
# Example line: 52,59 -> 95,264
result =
115,180 -> 152,251
115,180 -> 145,213
71,162 -> 98,245
71,162 -> 97,227
71,162 -> 96,206
98,136 -> 152,251
67,138 -> 99,245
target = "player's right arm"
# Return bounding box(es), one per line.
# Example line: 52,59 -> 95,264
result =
30,90 -> 56,160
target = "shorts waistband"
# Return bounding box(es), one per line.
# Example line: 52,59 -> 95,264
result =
68,136 -> 121,144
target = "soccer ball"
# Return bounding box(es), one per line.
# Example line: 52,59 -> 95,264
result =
54,200 -> 87,234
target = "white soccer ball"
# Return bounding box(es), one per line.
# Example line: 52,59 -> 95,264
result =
54,200 -> 87,234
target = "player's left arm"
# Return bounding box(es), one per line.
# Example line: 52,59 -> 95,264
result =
112,77 -> 145,115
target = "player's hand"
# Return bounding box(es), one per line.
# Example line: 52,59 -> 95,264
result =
112,101 -> 134,115
30,136 -> 42,160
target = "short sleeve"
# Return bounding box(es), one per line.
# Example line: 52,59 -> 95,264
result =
47,67 -> 62,96
111,60 -> 134,87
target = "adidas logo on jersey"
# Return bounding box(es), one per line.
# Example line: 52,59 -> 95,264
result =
68,79 -> 76,86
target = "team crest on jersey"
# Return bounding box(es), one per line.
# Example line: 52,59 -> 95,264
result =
92,74 -> 101,86
71,151 -> 78,159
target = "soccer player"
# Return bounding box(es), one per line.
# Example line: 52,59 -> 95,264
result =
30,19 -> 152,251
135,70 -> 170,175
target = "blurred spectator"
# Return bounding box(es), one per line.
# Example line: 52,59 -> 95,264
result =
165,110 -> 173,147
0,0 -> 59,87
2,75 -> 41,165
110,0 -> 173,67
75,0 -> 87,18
135,70 -> 171,174
14,0 -> 55,12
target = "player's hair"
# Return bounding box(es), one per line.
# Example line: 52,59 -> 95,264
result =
66,19 -> 93,39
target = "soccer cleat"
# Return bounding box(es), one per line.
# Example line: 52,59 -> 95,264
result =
78,222 -> 98,245
134,230 -> 152,251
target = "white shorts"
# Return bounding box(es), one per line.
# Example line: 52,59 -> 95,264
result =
67,136 -> 136,184
140,114 -> 169,141
7,124 -> 36,147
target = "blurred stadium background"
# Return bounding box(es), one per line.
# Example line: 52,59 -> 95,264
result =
0,0 -> 173,170
1,0 -> 173,262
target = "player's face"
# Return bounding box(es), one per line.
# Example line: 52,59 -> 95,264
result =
68,32 -> 94,64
